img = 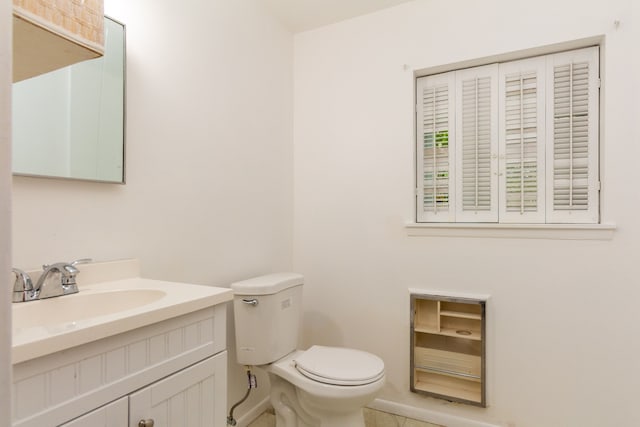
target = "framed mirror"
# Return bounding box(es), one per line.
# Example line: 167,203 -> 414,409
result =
12,17 -> 126,183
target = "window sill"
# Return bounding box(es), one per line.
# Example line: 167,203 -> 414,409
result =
405,222 -> 616,240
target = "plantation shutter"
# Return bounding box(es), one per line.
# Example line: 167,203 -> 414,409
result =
545,47 -> 599,223
498,57 -> 546,223
416,72 -> 456,222
455,64 -> 499,222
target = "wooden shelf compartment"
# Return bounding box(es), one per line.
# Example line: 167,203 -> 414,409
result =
414,331 -> 482,355
414,325 -> 440,334
414,347 -> 481,380
440,315 -> 481,340
413,298 -> 439,332
413,369 -> 482,404
440,301 -> 482,319
439,327 -> 482,341
440,310 -> 481,320
413,298 -> 483,339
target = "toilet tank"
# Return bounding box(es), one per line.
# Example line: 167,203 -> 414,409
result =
231,273 -> 304,366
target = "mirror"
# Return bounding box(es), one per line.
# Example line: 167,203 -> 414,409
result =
12,17 -> 126,183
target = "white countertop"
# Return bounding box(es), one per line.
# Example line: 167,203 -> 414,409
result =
12,260 -> 233,364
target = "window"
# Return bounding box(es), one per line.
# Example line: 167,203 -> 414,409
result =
416,47 -> 599,224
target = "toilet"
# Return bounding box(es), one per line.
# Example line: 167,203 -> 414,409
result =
231,273 -> 385,427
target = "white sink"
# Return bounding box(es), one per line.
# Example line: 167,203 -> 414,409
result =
12,272 -> 233,364
13,289 -> 166,332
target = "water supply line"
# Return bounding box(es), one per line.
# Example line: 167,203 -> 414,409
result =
227,366 -> 257,426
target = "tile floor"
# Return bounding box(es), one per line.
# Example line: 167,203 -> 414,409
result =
246,411 -> 275,427
247,408 -> 442,427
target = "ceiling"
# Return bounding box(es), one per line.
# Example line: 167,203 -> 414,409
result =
260,0 -> 416,33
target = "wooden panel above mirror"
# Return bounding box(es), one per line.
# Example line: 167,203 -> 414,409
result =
13,0 -> 104,82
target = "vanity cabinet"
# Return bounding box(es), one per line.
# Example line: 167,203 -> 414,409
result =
12,304 -> 228,427
59,397 -> 128,427
13,0 -> 105,82
59,354 -> 226,427
129,353 -> 226,426
410,292 -> 487,407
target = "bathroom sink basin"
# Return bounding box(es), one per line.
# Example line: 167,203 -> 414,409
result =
11,273 -> 233,364
12,289 -> 166,331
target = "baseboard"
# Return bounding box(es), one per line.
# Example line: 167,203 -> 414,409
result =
233,396 -> 272,427
232,396 -> 503,427
368,398 -> 503,427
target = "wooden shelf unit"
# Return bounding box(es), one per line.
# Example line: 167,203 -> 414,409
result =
410,293 -> 487,407
13,0 -> 105,82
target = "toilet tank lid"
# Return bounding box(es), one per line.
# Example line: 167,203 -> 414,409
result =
231,272 -> 304,295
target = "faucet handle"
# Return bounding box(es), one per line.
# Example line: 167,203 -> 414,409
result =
62,259 -> 92,279
12,268 -> 33,291
61,258 -> 91,287
71,258 -> 92,266
41,258 -> 92,274
12,268 -> 36,303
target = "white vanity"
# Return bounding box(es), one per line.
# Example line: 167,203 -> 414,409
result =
11,259 -> 233,427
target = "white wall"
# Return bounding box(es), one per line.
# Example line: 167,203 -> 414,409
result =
11,0 -> 293,419
0,0 -> 12,425
293,1 -> 640,426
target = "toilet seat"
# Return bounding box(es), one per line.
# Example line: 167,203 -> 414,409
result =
293,345 -> 385,386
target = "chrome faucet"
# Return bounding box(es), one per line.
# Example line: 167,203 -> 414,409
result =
12,258 -> 92,302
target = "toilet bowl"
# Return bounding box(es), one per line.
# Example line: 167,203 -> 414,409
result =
272,347 -> 384,425
231,273 -> 385,427
262,347 -> 385,427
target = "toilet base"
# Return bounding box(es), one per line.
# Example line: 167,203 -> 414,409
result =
269,373 -> 318,427
268,373 -> 368,427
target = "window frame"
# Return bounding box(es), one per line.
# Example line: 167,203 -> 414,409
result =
414,44 -> 603,229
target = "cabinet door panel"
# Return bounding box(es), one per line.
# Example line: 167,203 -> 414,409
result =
60,396 -> 127,427
129,352 -> 227,427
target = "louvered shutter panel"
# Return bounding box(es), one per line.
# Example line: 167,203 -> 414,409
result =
416,72 -> 456,222
546,47 -> 599,223
455,64 -> 499,222
498,57 -> 546,223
